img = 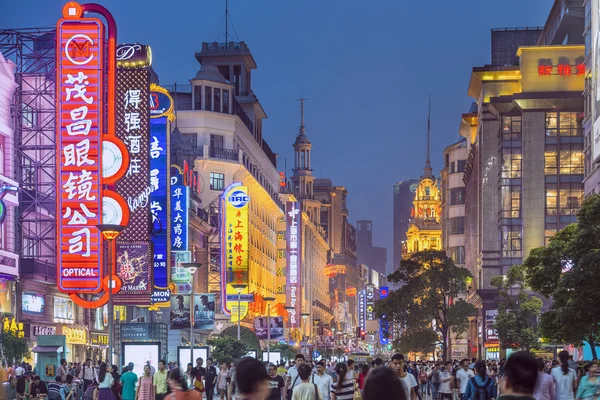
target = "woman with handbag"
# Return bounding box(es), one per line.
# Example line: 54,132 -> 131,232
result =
135,365 -> 154,400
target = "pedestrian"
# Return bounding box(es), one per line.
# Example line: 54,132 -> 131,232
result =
330,363 -> 355,400
363,366 -> 406,400
185,364 -> 194,389
576,361 -> 600,400
217,363 -> 229,400
430,364 -> 441,400
233,358 -> 269,400
167,368 -> 201,400
345,360 -> 355,381
48,376 -> 64,400
464,361 -> 496,400
313,361 -> 333,400
204,358 -> 217,400
392,354 -> 418,400
80,359 -> 99,392
266,364 -> 285,400
292,363 -> 321,400
277,363 -> 287,378
551,351 -> 578,400
358,364 -> 369,391
419,364 -> 430,399
120,364 -> 138,400
111,365 -> 122,400
286,354 -> 305,399
437,361 -> 454,400
533,359 -> 553,400
57,359 -> 68,383
154,360 -> 169,400
98,363 -> 116,400
496,351 -> 537,400
191,358 -> 206,393
457,359 -> 475,400
31,375 -> 48,397
136,365 -> 154,400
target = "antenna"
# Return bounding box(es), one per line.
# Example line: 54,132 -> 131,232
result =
297,96 -> 307,135
225,0 -> 229,47
423,93 -> 433,178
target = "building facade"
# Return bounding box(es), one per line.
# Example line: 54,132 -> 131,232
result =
392,180 -> 417,274
356,220 -> 387,276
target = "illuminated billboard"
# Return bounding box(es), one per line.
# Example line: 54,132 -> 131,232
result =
221,183 -> 250,321
56,17 -> 105,293
170,166 -> 189,252
285,201 -> 302,329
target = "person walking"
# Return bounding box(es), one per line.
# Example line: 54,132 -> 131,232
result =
533,359 -> 554,400
136,365 -> 155,400
80,359 -> 99,392
57,359 -> 68,383
330,363 -> 355,400
167,368 -> 201,400
217,363 -> 229,400
121,366 -> 138,400
291,364 -> 321,400
154,360 -> 169,400
313,361 -> 333,400
266,364 -> 285,400
358,364 -> 369,392
286,354 -> 305,399
552,351 -> 578,400
204,359 -> 217,400
363,367 -> 406,400
457,359 -> 475,400
392,354 -> 418,400
464,361 -> 496,400
98,363 -> 116,400
232,358 -> 270,400
576,362 -> 600,400
496,352 -> 538,400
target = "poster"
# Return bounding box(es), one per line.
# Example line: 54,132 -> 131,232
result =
122,344 -> 159,377
116,242 -> 152,295
254,316 -> 284,340
193,294 -> 215,330
170,294 -> 190,329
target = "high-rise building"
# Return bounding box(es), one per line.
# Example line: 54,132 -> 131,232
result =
392,180 -> 417,273
356,220 -> 387,276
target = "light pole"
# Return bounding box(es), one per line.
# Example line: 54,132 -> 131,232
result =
232,284 -> 248,340
284,306 -> 295,346
301,313 -> 310,356
264,296 -> 276,365
313,319 -> 320,358
182,263 -> 202,367
96,224 -> 125,365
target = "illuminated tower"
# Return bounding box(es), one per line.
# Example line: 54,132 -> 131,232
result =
403,97 -> 442,258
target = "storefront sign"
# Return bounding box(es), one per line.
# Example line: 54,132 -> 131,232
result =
537,63 -> 585,76
285,201 -> 302,328
221,183 -> 251,321
366,284 -> 375,321
2,317 -> 24,338
358,289 -> 366,332
31,325 -> 56,337
379,286 -> 389,345
170,166 -> 189,252
91,333 -> 109,346
56,17 -> 105,293
121,323 -> 148,340
485,310 -> 498,341
63,326 -> 87,344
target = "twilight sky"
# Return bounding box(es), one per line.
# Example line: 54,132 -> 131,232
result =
1,0 -> 550,271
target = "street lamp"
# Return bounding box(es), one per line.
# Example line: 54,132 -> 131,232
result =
300,313 -> 310,355
96,224 -> 125,365
182,262 -> 202,368
284,306 -> 295,345
232,284 -> 248,340
264,296 -> 276,365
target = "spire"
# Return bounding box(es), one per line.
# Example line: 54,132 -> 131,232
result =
423,93 -> 433,178
298,96 -> 307,136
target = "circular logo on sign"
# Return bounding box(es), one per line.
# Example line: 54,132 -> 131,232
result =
228,190 -> 250,208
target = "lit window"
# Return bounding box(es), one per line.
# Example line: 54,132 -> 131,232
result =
210,172 -> 224,191
545,151 -> 557,175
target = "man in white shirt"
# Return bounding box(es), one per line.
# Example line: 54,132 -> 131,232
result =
312,361 -> 333,400
392,354 -> 418,400
78,358 -> 98,391
456,359 -> 475,400
287,354 -> 305,394
346,359 -> 355,381
438,361 -> 454,400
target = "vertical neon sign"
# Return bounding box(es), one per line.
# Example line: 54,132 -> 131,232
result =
56,17 -> 105,293
285,201 -> 302,328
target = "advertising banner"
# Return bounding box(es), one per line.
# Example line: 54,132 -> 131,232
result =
285,201 -> 302,328
171,166 -> 189,252
221,183 -> 251,321
171,251 -> 192,294
116,242 -> 152,296
485,309 -> 499,342
379,286 -> 389,345
123,343 -> 159,377
193,294 -> 216,330
254,316 -> 284,340
358,289 -> 366,332
366,284 -> 375,321
120,323 -> 149,340
56,18 -> 105,293
170,294 -> 190,329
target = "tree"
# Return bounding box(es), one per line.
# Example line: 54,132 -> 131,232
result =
521,194 -> 600,359
207,336 -> 246,366
271,344 -> 297,362
490,264 -> 542,351
220,326 -> 261,354
0,316 -> 30,366
375,250 -> 475,359
393,328 -> 438,356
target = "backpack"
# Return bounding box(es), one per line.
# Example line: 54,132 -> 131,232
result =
471,377 -> 491,400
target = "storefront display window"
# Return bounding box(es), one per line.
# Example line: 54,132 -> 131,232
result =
22,293 -> 44,315
94,304 -> 108,330
0,279 -> 12,314
54,297 -> 74,323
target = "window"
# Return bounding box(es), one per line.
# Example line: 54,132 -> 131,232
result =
501,116 -> 521,137
457,160 -> 466,172
223,89 -> 230,113
545,151 -> 557,175
213,88 -> 221,113
546,112 -> 558,136
546,112 -> 582,137
450,162 -> 456,174
559,186 -> 583,215
449,217 -> 465,235
502,226 -> 522,258
450,246 -> 465,264
450,187 -> 466,205
546,188 -> 557,215
194,85 -> 202,110
501,149 -> 522,178
559,149 -> 584,174
501,185 -> 521,218
210,134 -> 224,149
209,172 -> 224,191
445,153 -> 450,168
183,133 -> 197,147
205,86 -> 212,111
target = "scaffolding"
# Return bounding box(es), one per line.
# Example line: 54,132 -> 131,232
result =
0,28 -> 57,275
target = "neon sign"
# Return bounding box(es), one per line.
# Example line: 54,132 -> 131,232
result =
286,201 -> 302,328
538,63 -> 585,76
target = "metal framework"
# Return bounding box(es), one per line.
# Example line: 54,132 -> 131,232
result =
0,28 -> 57,271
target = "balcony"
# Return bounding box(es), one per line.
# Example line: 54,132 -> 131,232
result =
208,146 -> 239,161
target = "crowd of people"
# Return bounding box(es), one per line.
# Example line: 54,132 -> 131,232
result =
1,350 -> 599,400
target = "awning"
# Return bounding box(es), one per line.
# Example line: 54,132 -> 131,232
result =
32,346 -> 63,353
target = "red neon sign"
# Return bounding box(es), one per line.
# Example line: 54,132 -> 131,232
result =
56,18 -> 104,293
538,63 -> 585,77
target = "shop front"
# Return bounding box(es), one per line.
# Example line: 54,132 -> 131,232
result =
90,333 -> 109,362
58,325 -> 88,363
115,323 -> 168,375
0,278 -> 13,314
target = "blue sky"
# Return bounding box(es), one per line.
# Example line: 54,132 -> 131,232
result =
1,0 -> 550,271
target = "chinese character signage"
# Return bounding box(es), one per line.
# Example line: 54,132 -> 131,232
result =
379,286 -> 389,345
170,166 -> 189,252
358,289 -> 366,332
56,18 -> 105,293
221,183 -> 251,322
537,63 -> 585,76
120,323 -> 149,340
62,325 -> 87,345
285,201 -> 302,329
485,309 -> 498,342
149,85 -> 172,301
366,284 -> 375,321
116,242 -> 152,295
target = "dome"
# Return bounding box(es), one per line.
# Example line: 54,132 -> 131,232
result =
191,64 -> 228,84
294,133 -> 311,146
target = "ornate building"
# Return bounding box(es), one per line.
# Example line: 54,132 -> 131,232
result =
403,101 -> 442,258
